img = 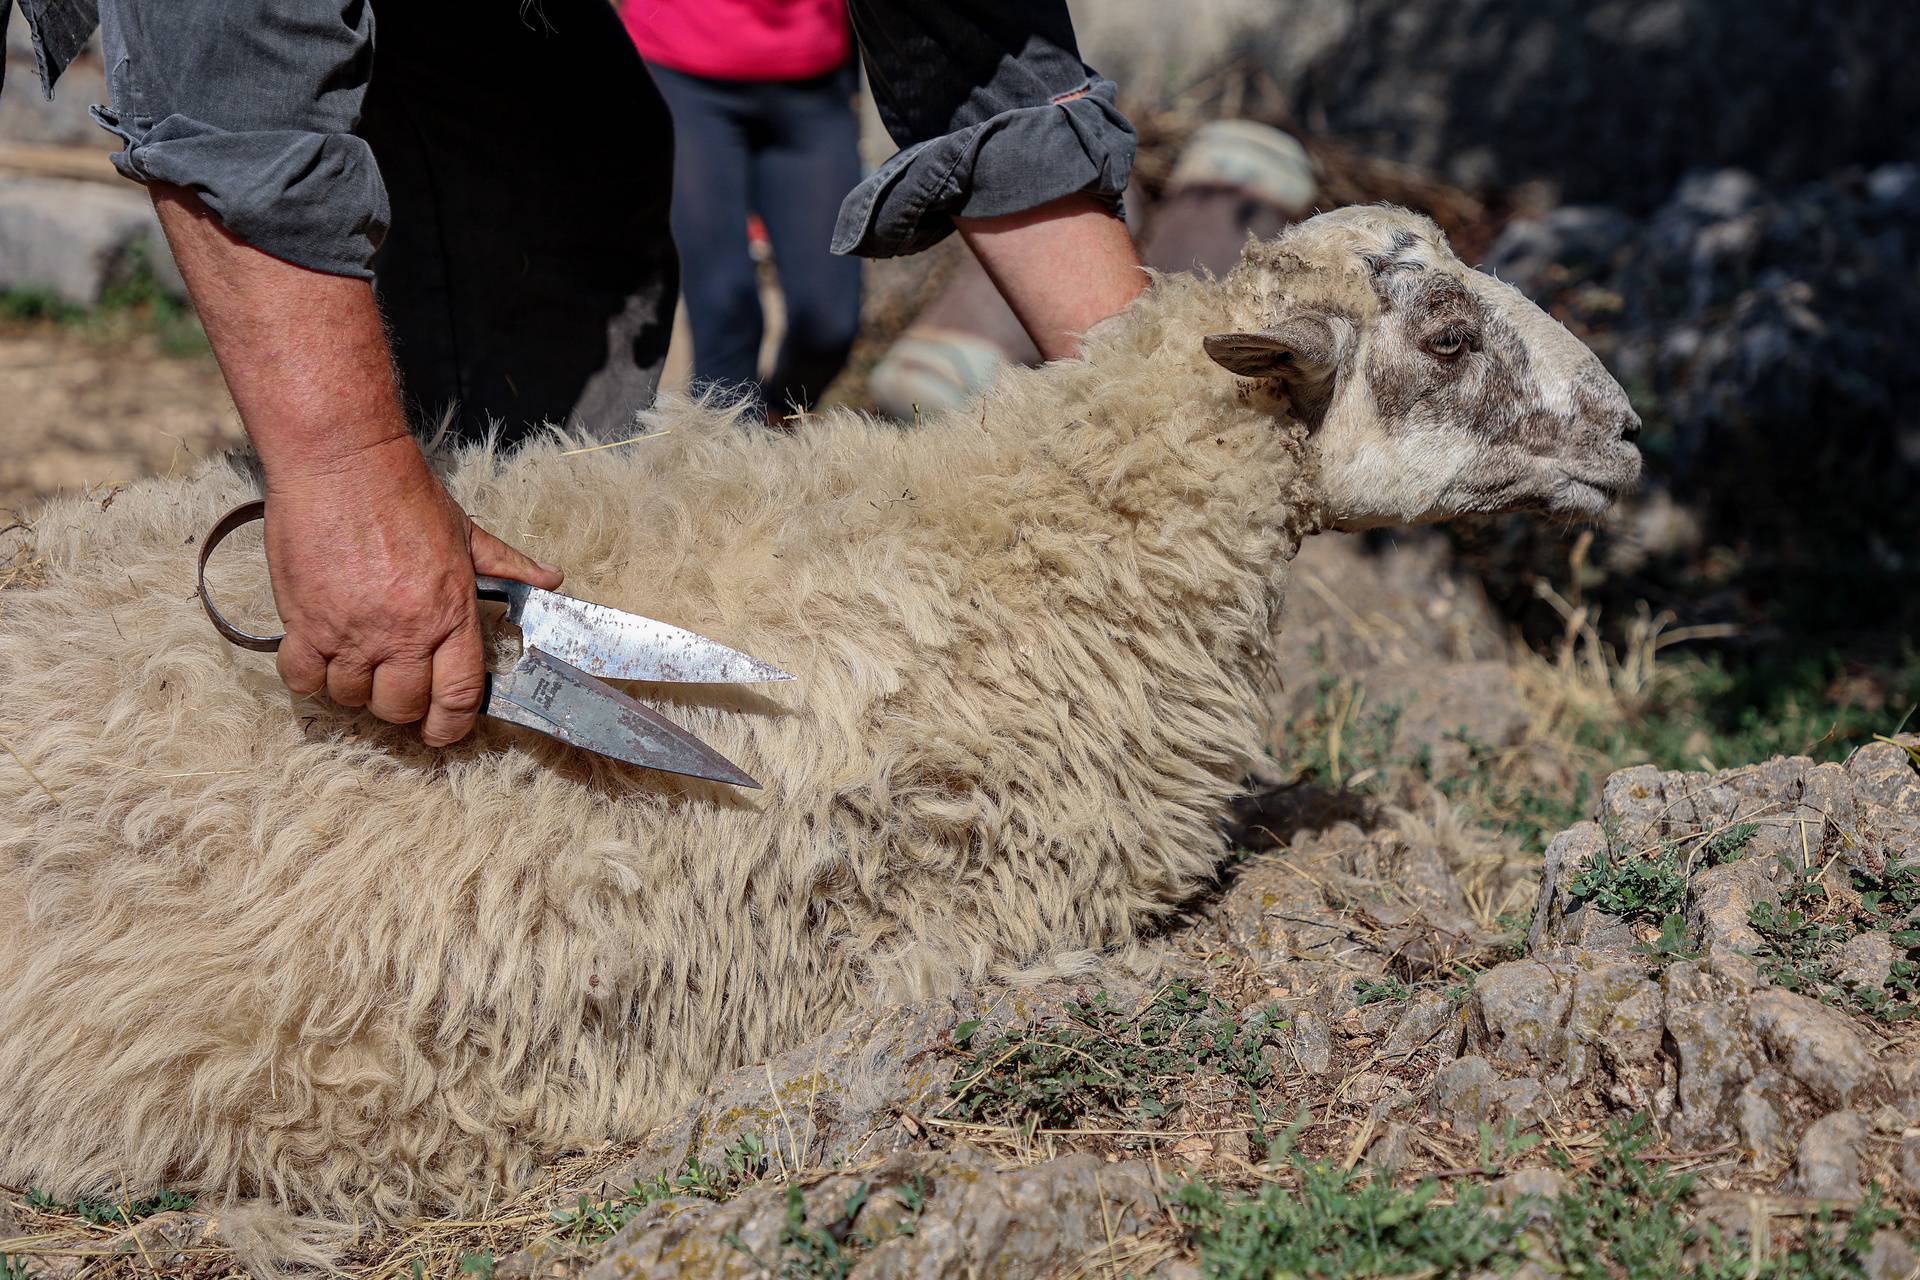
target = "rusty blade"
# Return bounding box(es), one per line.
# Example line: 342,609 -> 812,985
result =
486,647 -> 761,788
494,581 -> 793,685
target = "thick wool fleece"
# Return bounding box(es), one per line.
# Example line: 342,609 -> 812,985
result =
0,267 -> 1321,1221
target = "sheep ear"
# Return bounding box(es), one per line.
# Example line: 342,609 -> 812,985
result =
1203,313 -> 1340,381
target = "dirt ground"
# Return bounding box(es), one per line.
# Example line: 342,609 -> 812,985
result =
0,327 -> 239,520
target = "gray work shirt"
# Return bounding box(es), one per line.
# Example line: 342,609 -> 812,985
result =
1,0 -> 1136,275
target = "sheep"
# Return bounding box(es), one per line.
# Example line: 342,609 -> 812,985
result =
0,206 -> 1641,1225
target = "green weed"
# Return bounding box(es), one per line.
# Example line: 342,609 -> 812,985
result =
1573,654 -> 1920,777
0,1256 -> 36,1280
550,1133 -> 769,1244
1543,1116 -> 1898,1279
1566,842 -> 1687,923
0,247 -> 207,357
726,1178 -> 928,1279
1271,673 -> 1405,793
1476,1115 -> 1543,1176
21,1186 -> 192,1226
1563,821 -> 1756,936
1696,821 -> 1761,865
1751,862 -> 1920,1022
1432,728 -> 1591,853
1544,1114 -> 1707,1277
1631,912 -> 1701,968
945,982 -> 1285,1134
1176,1158 -> 1528,1280
1352,976 -> 1414,1006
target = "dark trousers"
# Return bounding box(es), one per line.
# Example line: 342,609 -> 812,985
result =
361,1 -> 679,445
647,62 -> 863,413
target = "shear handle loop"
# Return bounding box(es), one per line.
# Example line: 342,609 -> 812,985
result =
200,502 -> 526,652
198,499 -> 284,652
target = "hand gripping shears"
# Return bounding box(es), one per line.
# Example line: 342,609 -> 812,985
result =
195,500 -> 790,788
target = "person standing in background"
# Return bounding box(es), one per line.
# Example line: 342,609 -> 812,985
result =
624,0 -> 865,415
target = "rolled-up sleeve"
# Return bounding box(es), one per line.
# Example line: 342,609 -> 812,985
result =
835,0 -> 1135,259
91,0 -> 388,278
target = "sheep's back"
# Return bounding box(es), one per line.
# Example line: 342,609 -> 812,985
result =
0,396 -> 1258,1216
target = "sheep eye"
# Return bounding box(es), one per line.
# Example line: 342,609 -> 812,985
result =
1423,326 -> 1474,360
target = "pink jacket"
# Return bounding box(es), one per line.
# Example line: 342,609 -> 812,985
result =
622,0 -> 852,82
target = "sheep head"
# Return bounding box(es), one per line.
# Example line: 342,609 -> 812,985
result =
1204,205 -> 1642,530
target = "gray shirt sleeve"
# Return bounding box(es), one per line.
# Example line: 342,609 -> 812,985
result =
91,0 -> 388,279
834,0 -> 1136,259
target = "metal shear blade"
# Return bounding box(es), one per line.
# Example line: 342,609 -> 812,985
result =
196,499 -> 786,787
488,647 -> 762,789
476,576 -> 793,685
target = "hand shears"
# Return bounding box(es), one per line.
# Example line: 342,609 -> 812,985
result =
195,500 -> 790,788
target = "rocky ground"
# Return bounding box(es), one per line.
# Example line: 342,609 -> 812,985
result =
3,530 -> 1913,1278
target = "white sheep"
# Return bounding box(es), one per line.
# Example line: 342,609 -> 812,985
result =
0,206 -> 1640,1223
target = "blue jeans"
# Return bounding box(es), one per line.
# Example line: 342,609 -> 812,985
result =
649,61 -> 863,413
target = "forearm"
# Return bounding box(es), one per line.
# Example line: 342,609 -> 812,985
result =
149,183 -> 427,492
957,192 -> 1144,359
149,181 -> 565,745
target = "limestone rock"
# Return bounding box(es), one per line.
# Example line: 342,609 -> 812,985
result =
1531,823 -> 1634,953
1866,1232 -> 1920,1280
1469,961 -> 1572,1071
1434,1056 -> 1500,1134
1381,988 -> 1463,1061
1747,988 -> 1879,1110
1835,933 -> 1895,991
590,997 -> 965,1198
1280,1008 -> 1334,1075
575,1151 -> 1165,1280
1661,962 -> 1759,1143
1732,1076 -> 1791,1167
1685,857 -> 1778,953
1494,1166 -> 1568,1208
0,177 -> 186,305
1791,1111 -> 1867,1202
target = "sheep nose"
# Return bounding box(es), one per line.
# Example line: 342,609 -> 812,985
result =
1618,409 -> 1642,443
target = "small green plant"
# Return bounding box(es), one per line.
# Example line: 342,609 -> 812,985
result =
1565,841 -> 1688,923
946,982 -> 1285,1133
550,1133 -> 769,1244
1751,862 -> 1920,1022
1,1256 -> 38,1280
1490,910 -> 1532,961
0,247 -> 207,357
1352,976 -> 1414,1005
1569,654 -> 1920,779
1764,1187 -> 1900,1280
22,1186 -> 192,1226
777,1182 -> 864,1280
1176,1157 -> 1528,1279
1632,911 -> 1701,969
1271,674 -> 1406,793
1433,728 -> 1590,853
1536,1114 -> 1899,1279
727,1178 -> 928,1280
1545,1115 -> 1701,1277
1476,1114 -> 1542,1175
1696,821 -> 1760,866
456,1251 -> 495,1277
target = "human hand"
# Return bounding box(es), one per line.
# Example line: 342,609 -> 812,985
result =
264,437 -> 563,745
